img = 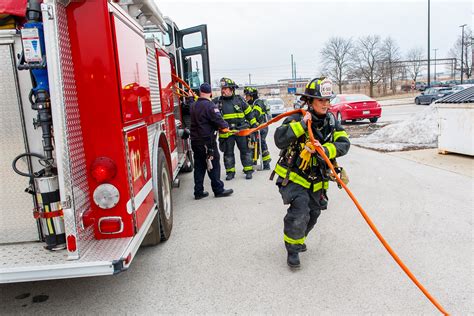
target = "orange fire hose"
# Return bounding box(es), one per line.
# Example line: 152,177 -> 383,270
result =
236,109 -> 449,315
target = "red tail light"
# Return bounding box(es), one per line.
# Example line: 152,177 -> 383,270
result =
67,235 -> 77,252
91,157 -> 117,183
98,217 -> 123,234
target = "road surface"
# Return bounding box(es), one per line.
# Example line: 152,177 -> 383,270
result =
1,123 -> 472,314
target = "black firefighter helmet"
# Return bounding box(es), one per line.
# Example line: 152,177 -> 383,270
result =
243,86 -> 258,97
296,77 -> 335,102
219,77 -> 238,89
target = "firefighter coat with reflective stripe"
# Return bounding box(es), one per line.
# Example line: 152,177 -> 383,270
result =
213,95 -> 256,137
274,112 -> 350,191
250,98 -> 270,124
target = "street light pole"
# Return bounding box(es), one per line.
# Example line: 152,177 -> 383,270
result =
427,0 -> 430,87
433,48 -> 438,81
459,24 -> 467,84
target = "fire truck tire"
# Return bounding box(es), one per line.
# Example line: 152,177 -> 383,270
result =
157,148 -> 173,241
180,150 -> 194,173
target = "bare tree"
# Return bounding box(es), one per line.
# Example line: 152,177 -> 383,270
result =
320,37 -> 353,93
381,37 -> 401,93
352,35 -> 384,97
406,47 -> 424,83
449,27 -> 472,79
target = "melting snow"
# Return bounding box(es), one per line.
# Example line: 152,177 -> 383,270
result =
352,105 -> 438,151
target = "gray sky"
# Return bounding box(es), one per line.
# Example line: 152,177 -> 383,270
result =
158,0 -> 472,85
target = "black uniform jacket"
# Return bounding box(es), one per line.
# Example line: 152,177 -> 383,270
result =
190,97 -> 229,144
213,95 -> 256,130
274,112 -> 350,186
251,98 -> 270,124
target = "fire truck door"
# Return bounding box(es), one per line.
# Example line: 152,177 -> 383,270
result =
125,126 -> 154,231
176,25 -> 211,89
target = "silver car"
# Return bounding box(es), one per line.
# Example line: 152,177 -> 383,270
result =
267,98 -> 286,117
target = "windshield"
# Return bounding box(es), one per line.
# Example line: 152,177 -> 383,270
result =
267,99 -> 284,105
344,95 -> 373,102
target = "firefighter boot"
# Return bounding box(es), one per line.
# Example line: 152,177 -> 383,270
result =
245,172 -> 253,180
287,251 -> 300,269
263,162 -> 271,170
226,173 -> 235,181
301,243 -> 307,252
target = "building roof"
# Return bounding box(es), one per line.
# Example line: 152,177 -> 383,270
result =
436,87 -> 474,103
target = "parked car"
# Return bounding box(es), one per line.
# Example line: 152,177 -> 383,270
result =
414,87 -> 453,105
329,94 -> 382,123
267,97 -> 286,117
415,81 -> 427,91
450,84 -> 474,92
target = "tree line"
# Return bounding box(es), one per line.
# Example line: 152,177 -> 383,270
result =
320,27 -> 472,96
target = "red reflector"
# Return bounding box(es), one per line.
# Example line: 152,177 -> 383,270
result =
124,253 -> 132,264
82,209 -> 94,228
67,235 -> 77,252
91,157 -> 117,183
98,217 -> 123,234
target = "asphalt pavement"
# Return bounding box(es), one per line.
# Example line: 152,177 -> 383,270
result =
1,122 -> 472,314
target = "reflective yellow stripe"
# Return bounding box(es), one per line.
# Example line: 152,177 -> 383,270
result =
284,234 -> 305,245
219,132 -> 232,138
275,164 -> 327,191
313,181 -> 329,192
243,166 -> 253,171
223,113 -> 245,120
274,164 -> 311,189
334,130 -> 349,141
244,106 -> 252,115
253,105 -> 265,115
323,143 -> 337,159
249,117 -> 257,125
289,121 -> 305,137
226,167 -> 235,173
262,154 -> 271,161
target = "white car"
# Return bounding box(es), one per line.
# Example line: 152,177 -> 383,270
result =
267,98 -> 286,117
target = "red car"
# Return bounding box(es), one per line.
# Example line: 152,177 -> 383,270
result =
329,94 -> 382,123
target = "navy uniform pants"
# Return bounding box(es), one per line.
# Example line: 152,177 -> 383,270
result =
278,181 -> 326,253
219,135 -> 253,175
191,141 -> 225,196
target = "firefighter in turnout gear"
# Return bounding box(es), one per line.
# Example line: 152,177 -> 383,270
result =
214,78 -> 257,180
272,77 -> 350,269
244,86 -> 272,170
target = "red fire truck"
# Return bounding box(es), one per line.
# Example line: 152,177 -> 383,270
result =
0,0 -> 210,283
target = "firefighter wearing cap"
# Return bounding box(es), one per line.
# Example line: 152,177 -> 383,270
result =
214,78 -> 257,180
244,86 -> 272,170
271,77 -> 350,268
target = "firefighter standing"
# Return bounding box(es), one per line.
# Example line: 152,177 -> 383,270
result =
243,86 -> 272,170
190,83 -> 233,199
214,78 -> 257,180
272,77 -> 350,268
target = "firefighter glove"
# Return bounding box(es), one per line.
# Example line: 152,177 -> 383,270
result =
298,141 -> 316,171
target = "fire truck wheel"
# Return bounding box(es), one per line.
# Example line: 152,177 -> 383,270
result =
180,150 -> 194,173
158,148 -> 173,241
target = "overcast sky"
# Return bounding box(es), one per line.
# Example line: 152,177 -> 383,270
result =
157,0 -> 472,85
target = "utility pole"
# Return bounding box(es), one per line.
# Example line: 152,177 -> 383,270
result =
433,48 -> 438,80
249,73 -> 251,85
427,0 -> 431,87
291,54 -> 294,89
460,24 -> 467,83
293,61 -> 296,88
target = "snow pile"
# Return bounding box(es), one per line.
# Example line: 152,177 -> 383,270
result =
352,105 -> 438,151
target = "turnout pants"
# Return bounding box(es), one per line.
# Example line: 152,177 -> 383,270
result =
219,135 -> 253,174
191,141 -> 225,196
278,181 -> 325,253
